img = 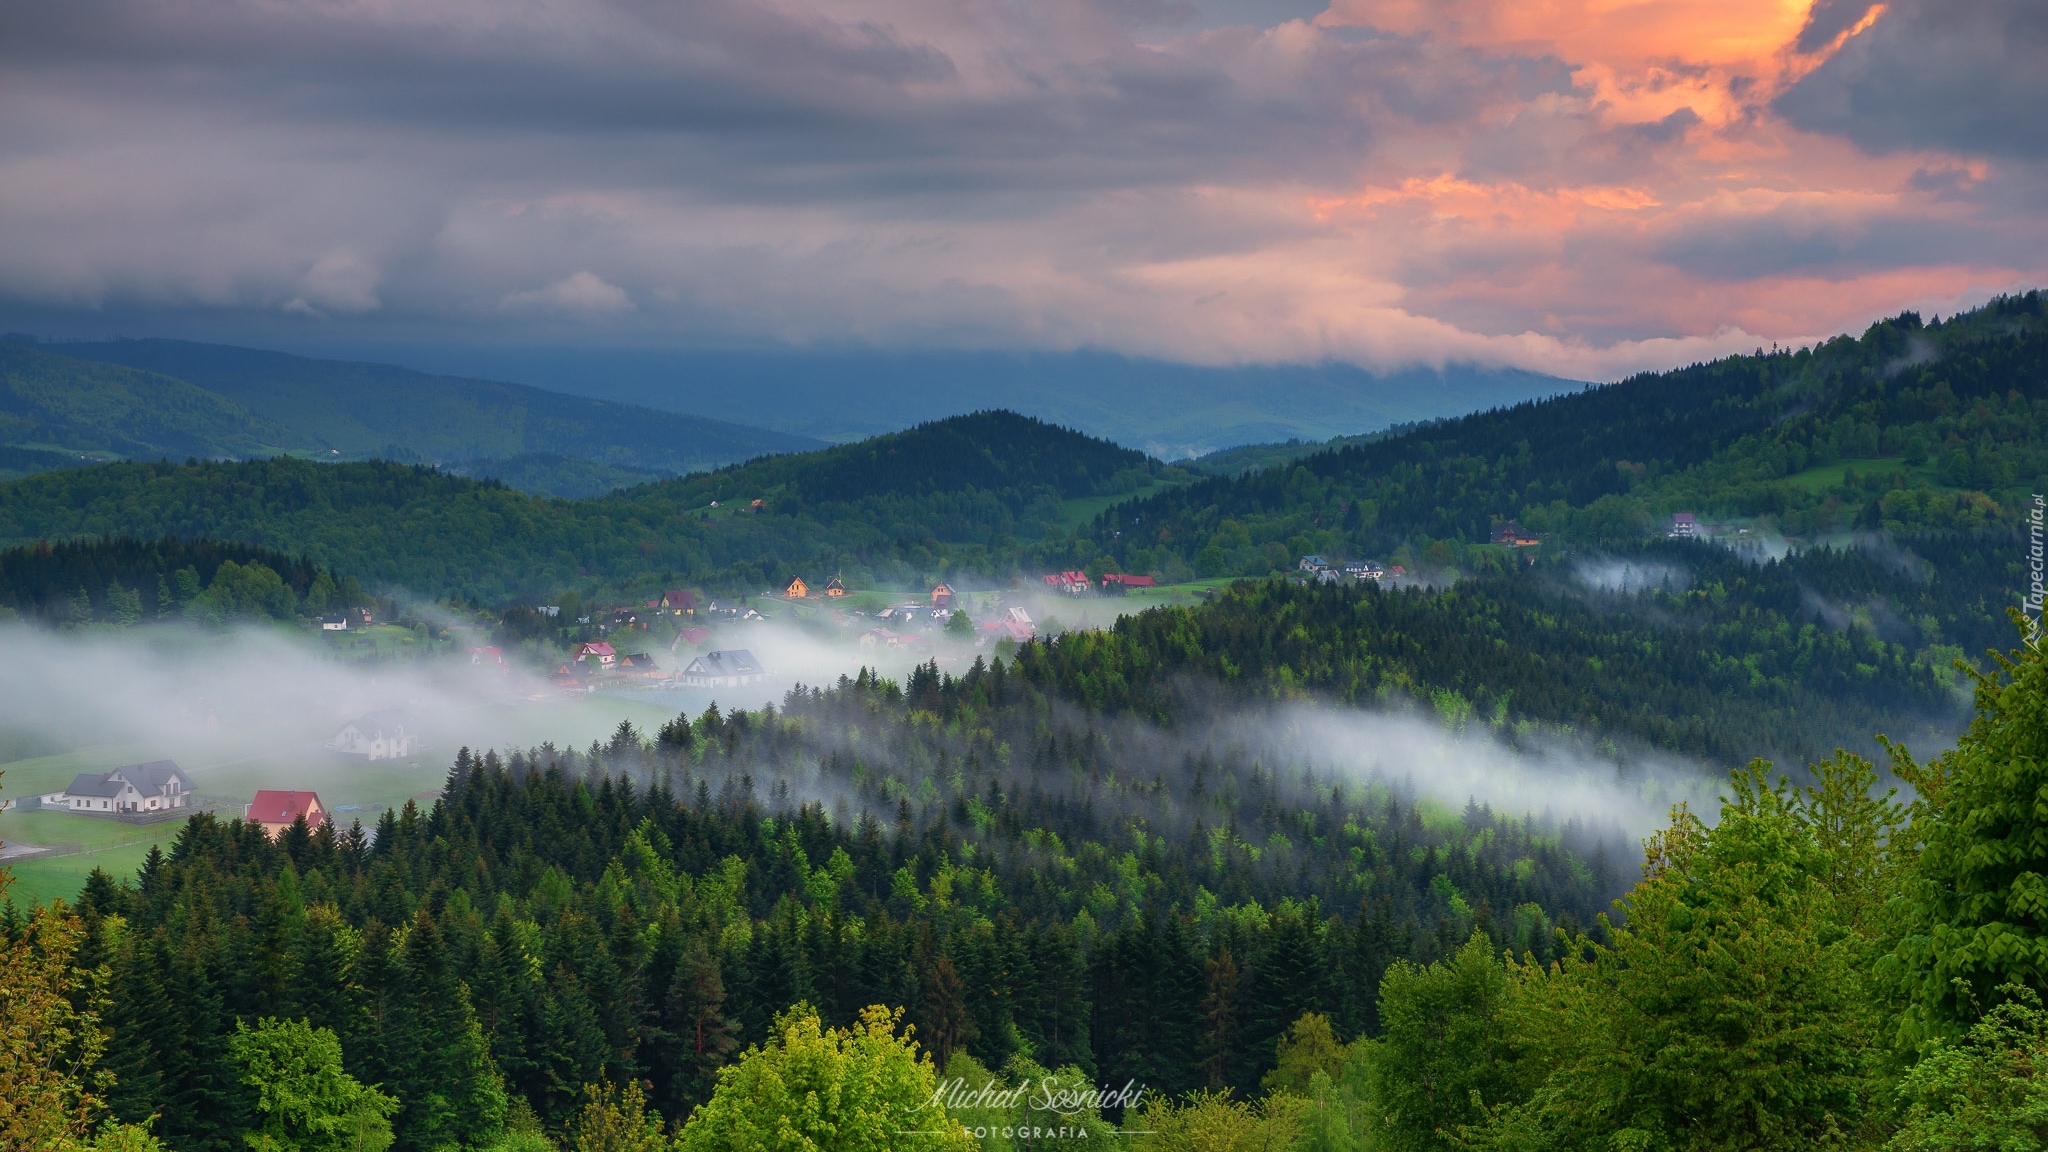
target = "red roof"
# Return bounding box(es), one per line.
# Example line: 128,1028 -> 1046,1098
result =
248,790 -> 324,826
1102,574 -> 1157,587
577,642 -> 616,657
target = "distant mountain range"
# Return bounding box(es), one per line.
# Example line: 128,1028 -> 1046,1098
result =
316,345 -> 1581,456
0,338 -> 822,495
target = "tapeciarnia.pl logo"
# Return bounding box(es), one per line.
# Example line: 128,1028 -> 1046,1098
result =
2028,493 -> 2045,648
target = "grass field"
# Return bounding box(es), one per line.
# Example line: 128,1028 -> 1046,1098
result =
1781,456 -> 1937,494
4,842 -> 157,909
1057,478 -> 1185,531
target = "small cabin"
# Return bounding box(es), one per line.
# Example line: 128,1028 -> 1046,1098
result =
930,583 -> 955,608
785,576 -> 809,599
1491,522 -> 1541,547
824,574 -> 846,598
247,790 -> 326,840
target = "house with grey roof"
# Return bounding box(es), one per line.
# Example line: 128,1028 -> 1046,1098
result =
678,649 -> 770,689
38,760 -> 194,815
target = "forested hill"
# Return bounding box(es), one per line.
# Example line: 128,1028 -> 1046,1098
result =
0,411 -> 1171,599
11,337 -> 821,485
648,410 -> 1157,509
0,342 -> 293,462
1078,292 -> 2048,579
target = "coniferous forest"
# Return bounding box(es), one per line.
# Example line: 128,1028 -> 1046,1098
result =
9,624 -> 2048,1151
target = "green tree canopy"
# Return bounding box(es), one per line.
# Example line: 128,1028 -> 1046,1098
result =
228,1017 -> 399,1152
674,1003 -> 973,1152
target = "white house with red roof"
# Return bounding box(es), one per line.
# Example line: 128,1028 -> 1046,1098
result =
246,790 -> 326,839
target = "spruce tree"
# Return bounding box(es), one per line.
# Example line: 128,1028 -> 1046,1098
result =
1895,626 -> 2048,1038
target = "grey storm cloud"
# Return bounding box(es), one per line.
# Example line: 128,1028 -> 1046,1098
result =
1777,0 -> 2048,160
0,0 -> 2039,375
0,0 -> 1527,198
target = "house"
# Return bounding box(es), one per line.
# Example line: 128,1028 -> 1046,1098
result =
39,761 -> 193,815
575,641 -> 617,667
1297,555 -> 1329,573
859,627 -> 912,650
749,499 -> 765,511
658,590 -> 698,615
1668,513 -> 1700,539
1043,571 -> 1092,596
616,652 -> 662,678
785,576 -> 810,599
1491,521 -> 1542,547
326,710 -> 420,761
1342,561 -> 1387,582
824,574 -> 846,598
1309,567 -> 1342,585
246,790 -> 327,839
469,645 -> 505,668
670,625 -> 710,651
319,615 -> 349,631
551,661 -> 591,687
679,649 -> 770,688
605,607 -> 648,630
930,583 -> 955,608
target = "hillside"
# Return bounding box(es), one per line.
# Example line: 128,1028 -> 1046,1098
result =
0,342 -> 294,460
1078,293 -> 2048,579
30,337 -> 822,478
0,411 -> 1168,599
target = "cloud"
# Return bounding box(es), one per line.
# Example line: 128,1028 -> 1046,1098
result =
1776,0 -> 2048,160
502,271 -> 635,315
0,0 -> 2039,381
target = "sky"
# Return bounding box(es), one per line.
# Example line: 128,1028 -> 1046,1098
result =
2,0 -> 2043,381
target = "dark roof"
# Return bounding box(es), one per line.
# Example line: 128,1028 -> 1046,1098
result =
684,649 -> 765,677
114,760 -> 190,793
64,772 -> 126,798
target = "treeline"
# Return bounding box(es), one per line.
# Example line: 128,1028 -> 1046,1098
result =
0,413 -> 1158,600
1018,537 -> 1998,763
1077,294 -> 2048,580
0,536 -> 350,625
50,650 -> 1619,1150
